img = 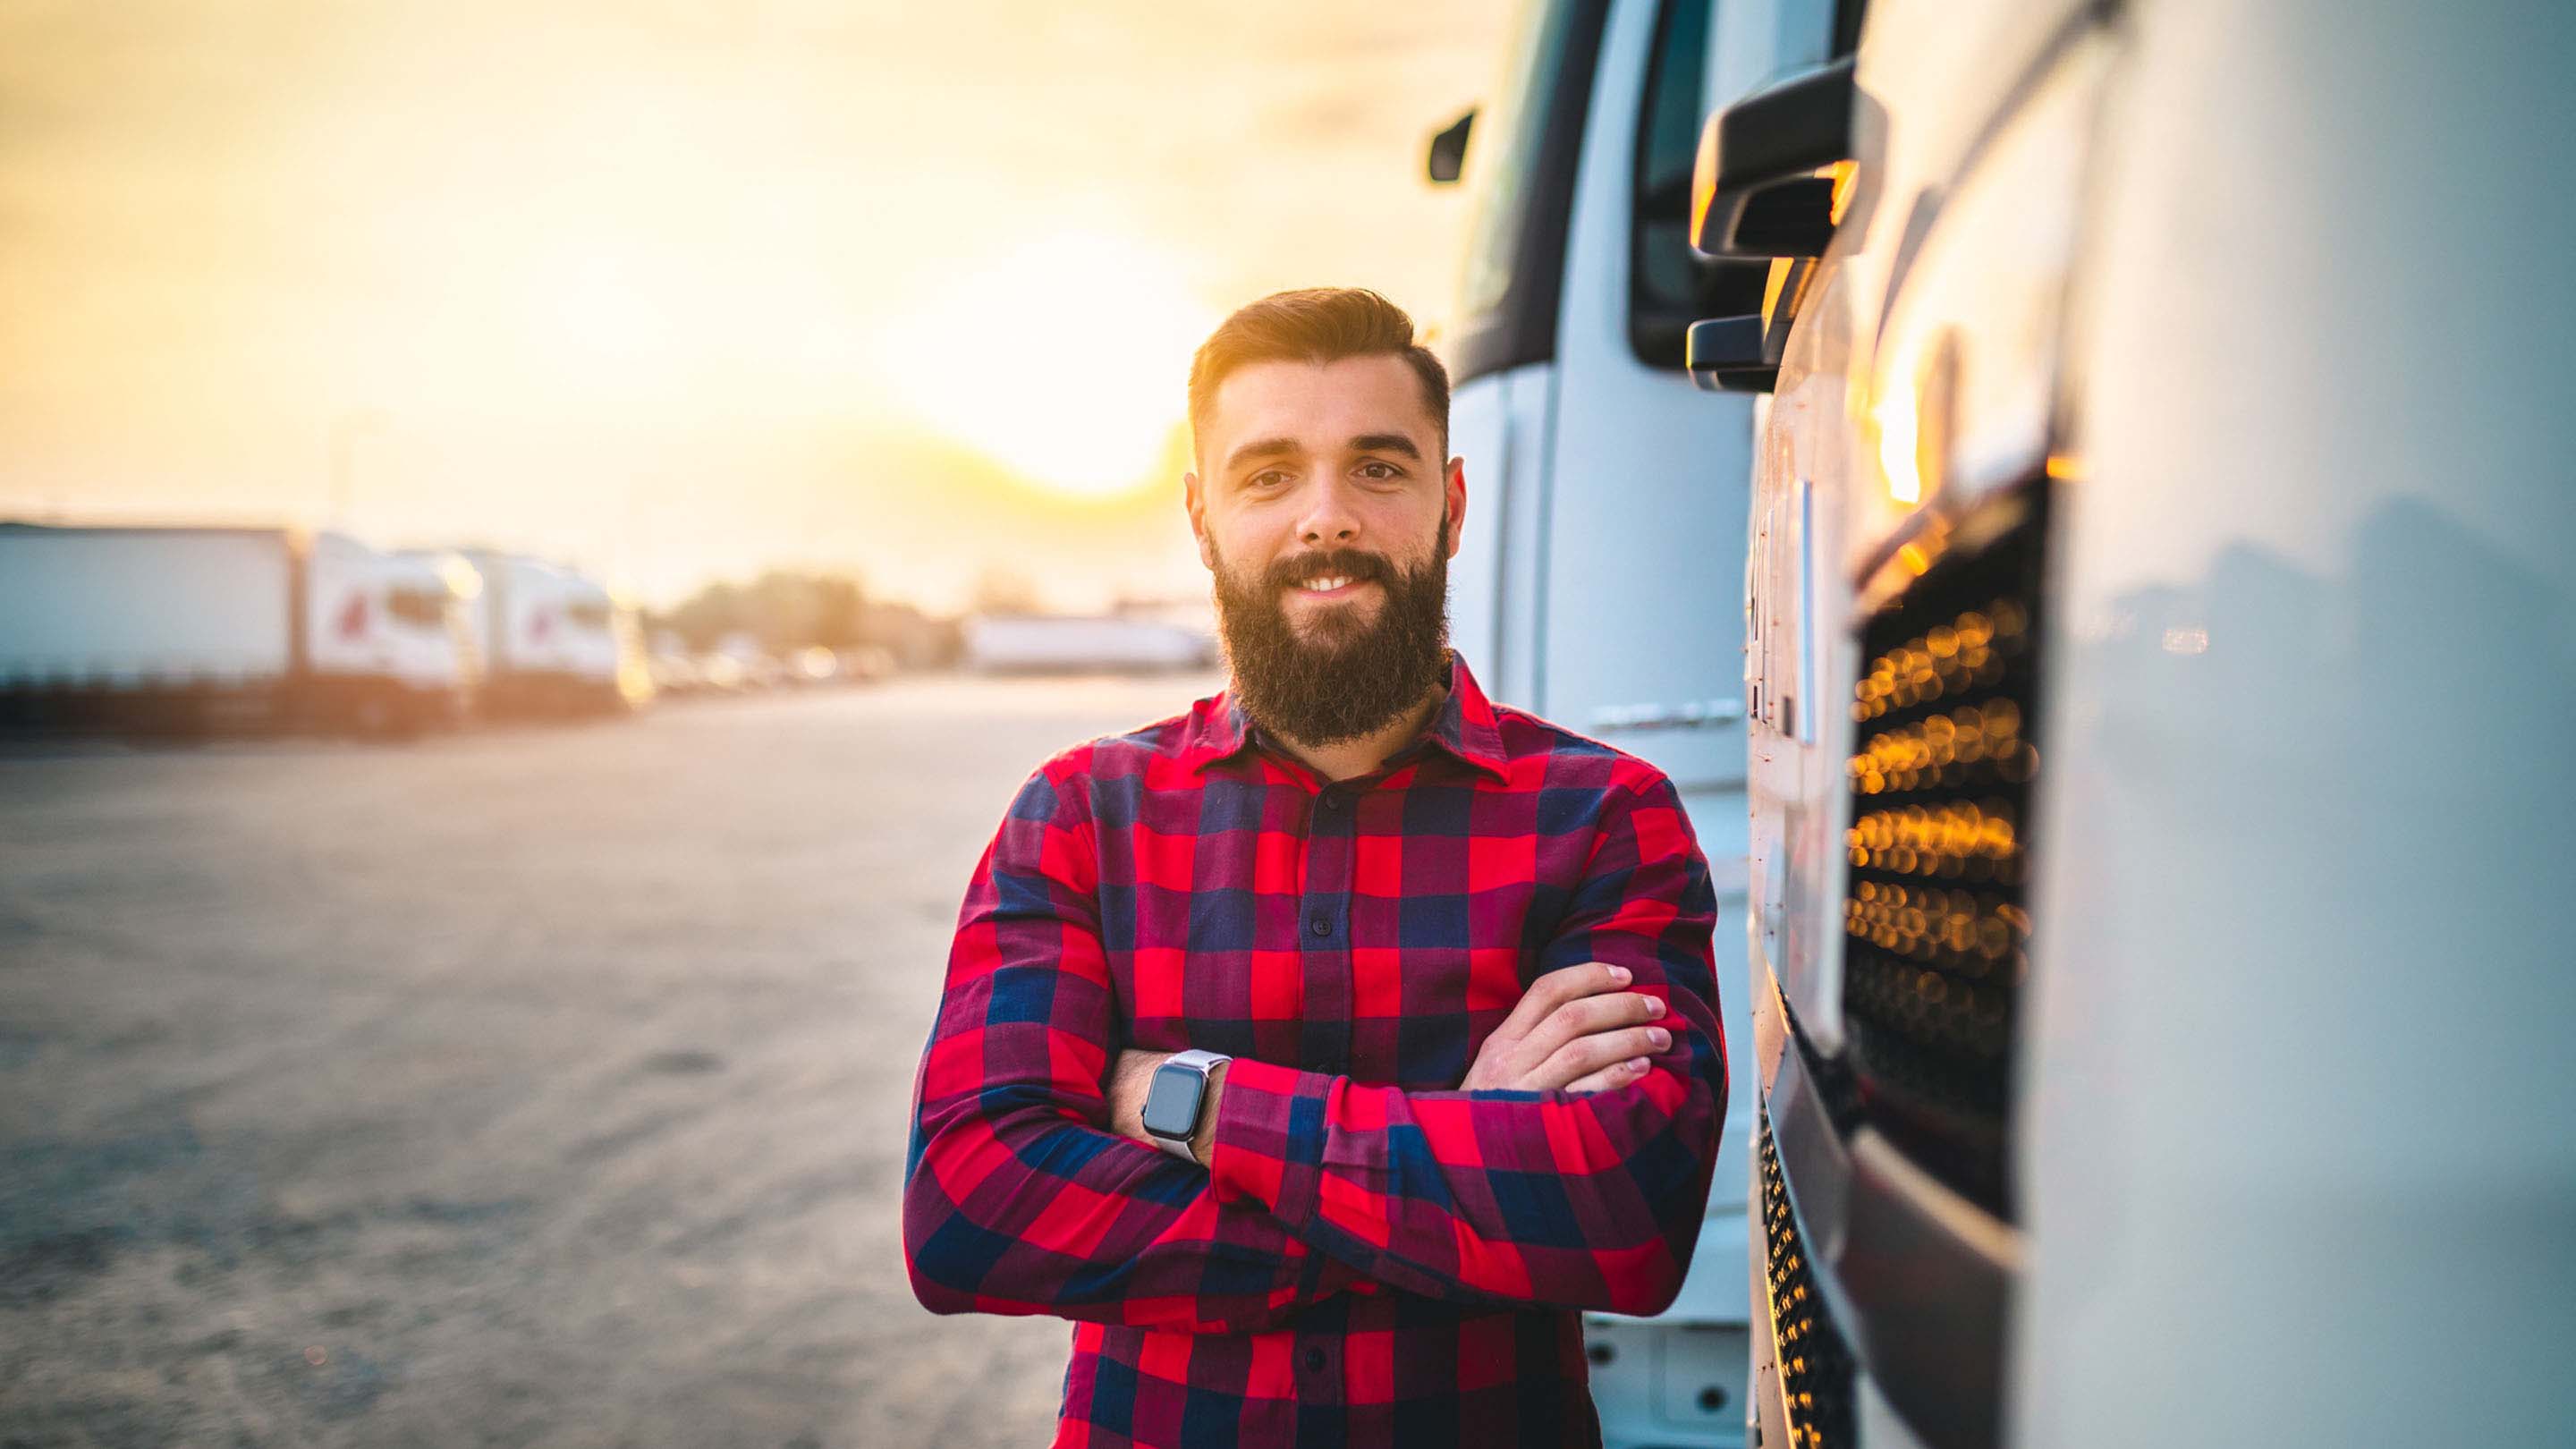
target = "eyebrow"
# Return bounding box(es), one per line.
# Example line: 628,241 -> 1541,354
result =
1349,433 -> 1425,461
1222,432 -> 1427,474
1223,436 -> 1301,472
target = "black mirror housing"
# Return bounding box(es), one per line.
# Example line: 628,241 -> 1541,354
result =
1690,58 -> 1856,258
1687,314 -> 1779,394
1427,109 -> 1475,185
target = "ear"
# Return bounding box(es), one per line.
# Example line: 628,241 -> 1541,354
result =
1443,455 -> 1468,559
1183,470 -> 1216,572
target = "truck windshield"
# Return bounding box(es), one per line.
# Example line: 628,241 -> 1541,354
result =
385,588 -> 448,630
1631,0 -> 1760,365
1448,0 -> 1610,385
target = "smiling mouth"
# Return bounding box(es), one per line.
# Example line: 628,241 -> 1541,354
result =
1291,575 -> 1375,600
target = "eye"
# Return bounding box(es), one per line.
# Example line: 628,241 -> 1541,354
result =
1246,469 -> 1292,489
1355,460 -> 1404,481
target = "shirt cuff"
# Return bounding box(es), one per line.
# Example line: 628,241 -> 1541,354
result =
1205,1057 -> 1337,1229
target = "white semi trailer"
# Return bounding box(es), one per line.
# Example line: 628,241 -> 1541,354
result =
0,523 -> 479,733
457,550 -> 649,716
962,614 -> 1216,674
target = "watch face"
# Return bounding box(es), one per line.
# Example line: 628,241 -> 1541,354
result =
1140,1061 -> 1204,1140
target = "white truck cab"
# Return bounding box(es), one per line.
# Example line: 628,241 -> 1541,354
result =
311,538 -> 483,729
1428,1 -> 1836,1440
462,551 -> 650,716
1711,0 -> 2576,1444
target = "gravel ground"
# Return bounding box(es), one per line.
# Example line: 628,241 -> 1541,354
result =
0,674 -> 1221,1449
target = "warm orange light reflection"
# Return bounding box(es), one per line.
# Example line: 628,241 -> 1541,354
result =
1826,160 -> 1861,227
1876,400 -> 1924,504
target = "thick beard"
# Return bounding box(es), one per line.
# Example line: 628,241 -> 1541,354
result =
1210,522 -> 1452,749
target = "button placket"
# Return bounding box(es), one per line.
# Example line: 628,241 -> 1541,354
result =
1296,784 -> 1356,1072
1292,1332 -> 1343,1407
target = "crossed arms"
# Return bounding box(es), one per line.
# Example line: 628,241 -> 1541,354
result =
901,764 -> 1728,1332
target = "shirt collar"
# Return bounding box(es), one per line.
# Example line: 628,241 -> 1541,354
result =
1180,651 -> 1512,784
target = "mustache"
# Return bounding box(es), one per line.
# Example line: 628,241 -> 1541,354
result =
1262,548 -> 1398,591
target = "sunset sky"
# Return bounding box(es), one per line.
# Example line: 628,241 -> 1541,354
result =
0,1 -> 1510,611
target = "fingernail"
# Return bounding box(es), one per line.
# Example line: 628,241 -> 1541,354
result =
1626,1057 -> 1650,1074
1641,996 -> 1665,1017
1647,1028 -> 1670,1049
1607,966 -> 1631,985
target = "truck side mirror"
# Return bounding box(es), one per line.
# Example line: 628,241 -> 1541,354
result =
1684,57 -> 1860,392
1687,315 -> 1777,393
1426,109 -> 1475,184
1689,57 -> 1855,259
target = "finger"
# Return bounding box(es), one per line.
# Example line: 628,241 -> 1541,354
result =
1495,962 -> 1631,1042
1563,1056 -> 1655,1095
1528,1023 -> 1673,1091
1521,990 -> 1665,1065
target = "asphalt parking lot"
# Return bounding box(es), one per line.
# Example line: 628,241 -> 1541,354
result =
0,674 -> 1222,1449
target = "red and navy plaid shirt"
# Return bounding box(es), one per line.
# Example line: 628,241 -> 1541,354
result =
904,654 -> 1725,1448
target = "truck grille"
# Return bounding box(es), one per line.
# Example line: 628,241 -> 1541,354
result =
1840,493 -> 2046,1218
1760,1112 -> 1854,1449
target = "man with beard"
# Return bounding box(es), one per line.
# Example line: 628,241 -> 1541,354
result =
904,289 -> 1724,1449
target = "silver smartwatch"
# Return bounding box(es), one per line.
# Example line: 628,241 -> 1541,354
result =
1140,1049 -> 1233,1163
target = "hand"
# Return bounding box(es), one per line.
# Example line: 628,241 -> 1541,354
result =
1459,962 -> 1672,1094
1106,1049 -> 1229,1165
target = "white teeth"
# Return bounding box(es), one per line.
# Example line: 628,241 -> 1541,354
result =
1302,576 -> 1352,592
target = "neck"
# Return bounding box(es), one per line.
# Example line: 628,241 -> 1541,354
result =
1269,682 -> 1447,784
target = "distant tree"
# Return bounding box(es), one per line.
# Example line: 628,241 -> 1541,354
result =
655,569 -> 873,653
970,566 -> 1043,616
745,571 -> 820,650
664,581 -> 743,651
812,576 -> 867,649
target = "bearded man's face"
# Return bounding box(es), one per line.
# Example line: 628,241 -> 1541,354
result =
1208,519 -> 1450,747
1184,354 -> 1464,748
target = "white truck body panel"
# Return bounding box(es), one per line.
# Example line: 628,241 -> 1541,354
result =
1741,0 -> 2576,1444
2013,0 -> 2576,1442
0,528 -> 296,687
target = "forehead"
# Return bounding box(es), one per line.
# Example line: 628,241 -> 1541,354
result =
1200,355 -> 1440,460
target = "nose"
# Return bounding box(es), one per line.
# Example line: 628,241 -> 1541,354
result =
1295,478 -> 1363,547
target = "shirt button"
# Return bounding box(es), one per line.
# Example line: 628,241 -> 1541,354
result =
1320,794 -> 1343,813
1309,914 -> 1331,937
1301,1346 -> 1327,1374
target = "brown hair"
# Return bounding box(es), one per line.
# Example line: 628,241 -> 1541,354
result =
1187,288 -> 1451,459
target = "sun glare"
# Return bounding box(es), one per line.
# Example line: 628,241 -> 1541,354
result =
870,232 -> 1216,499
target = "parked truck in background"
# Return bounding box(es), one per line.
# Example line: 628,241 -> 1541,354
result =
1704,0 -> 2576,1444
458,549 -> 651,716
0,523 -> 480,734
1421,0 -> 1824,1438
962,613 -> 1216,675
